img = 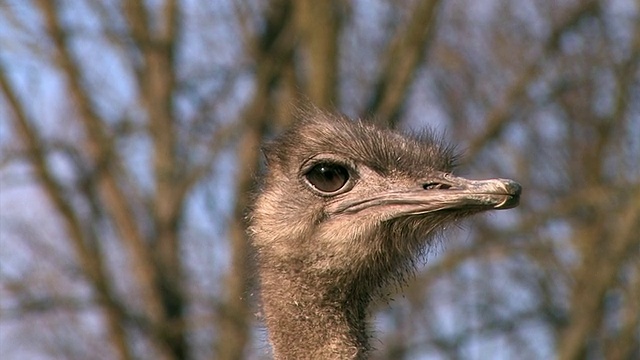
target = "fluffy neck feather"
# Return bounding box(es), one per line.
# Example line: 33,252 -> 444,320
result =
258,262 -> 372,360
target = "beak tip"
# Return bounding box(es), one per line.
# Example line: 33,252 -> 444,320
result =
494,179 -> 522,209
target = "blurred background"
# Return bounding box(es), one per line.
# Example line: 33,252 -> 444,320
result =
0,0 -> 638,359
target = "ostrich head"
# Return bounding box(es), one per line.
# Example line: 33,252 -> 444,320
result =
248,108 -> 521,359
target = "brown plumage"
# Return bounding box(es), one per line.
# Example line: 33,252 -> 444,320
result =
248,108 -> 521,359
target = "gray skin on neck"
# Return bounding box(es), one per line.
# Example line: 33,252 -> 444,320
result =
248,109 -> 521,359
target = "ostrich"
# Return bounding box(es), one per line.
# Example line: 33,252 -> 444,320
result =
248,108 -> 521,359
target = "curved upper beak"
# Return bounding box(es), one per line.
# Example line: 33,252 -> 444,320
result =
327,175 -> 521,217
434,176 -> 522,210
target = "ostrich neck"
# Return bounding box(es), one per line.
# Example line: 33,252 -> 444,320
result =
259,266 -> 371,359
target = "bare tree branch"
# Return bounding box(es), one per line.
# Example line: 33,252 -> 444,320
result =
366,0 -> 441,126
558,185 -> 640,360
295,0 -> 343,107
466,0 -> 600,156
35,0 -> 164,323
0,62 -> 133,360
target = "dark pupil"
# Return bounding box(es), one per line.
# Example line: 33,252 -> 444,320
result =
305,163 -> 349,193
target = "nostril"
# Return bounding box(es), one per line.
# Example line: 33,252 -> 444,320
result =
423,182 -> 452,190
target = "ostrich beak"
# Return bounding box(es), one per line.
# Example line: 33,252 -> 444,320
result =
425,176 -> 522,210
327,175 -> 521,217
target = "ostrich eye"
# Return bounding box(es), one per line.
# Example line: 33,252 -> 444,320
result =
305,163 -> 349,193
